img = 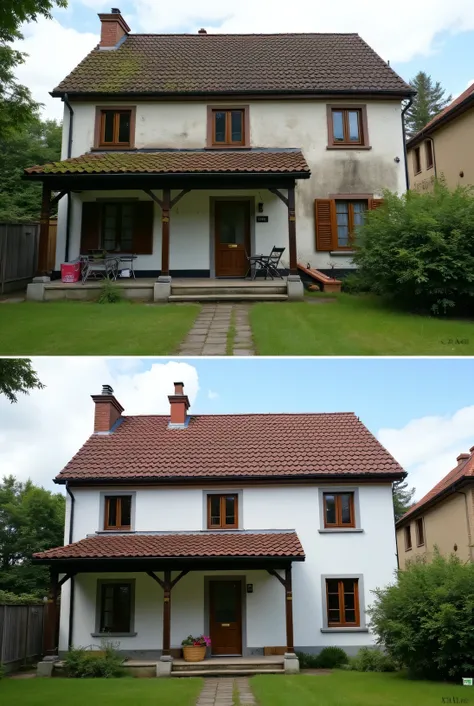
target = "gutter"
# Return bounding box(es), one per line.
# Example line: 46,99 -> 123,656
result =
50,88 -> 416,100
401,97 -> 413,191
65,483 -> 75,649
63,94 -> 74,263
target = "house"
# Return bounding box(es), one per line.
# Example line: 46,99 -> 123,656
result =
396,447 -> 474,569
406,82 -> 474,192
33,382 -> 405,675
24,9 -> 413,302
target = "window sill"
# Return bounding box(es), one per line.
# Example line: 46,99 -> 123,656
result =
330,250 -> 356,256
326,145 -> 372,151
321,628 -> 369,633
91,146 -> 134,152
416,543 -> 425,548
205,145 -> 250,150
414,170 -> 422,176
318,528 -> 364,533
91,632 -> 137,638
98,530 -> 133,534
405,547 -> 412,552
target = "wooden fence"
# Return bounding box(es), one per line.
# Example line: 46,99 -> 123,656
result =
0,223 -> 39,294
0,604 -> 45,673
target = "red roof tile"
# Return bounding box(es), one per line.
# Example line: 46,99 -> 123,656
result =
407,81 -> 474,147
56,413 -> 405,483
25,150 -> 310,177
33,532 -> 305,561
52,33 -> 413,97
397,449 -> 474,525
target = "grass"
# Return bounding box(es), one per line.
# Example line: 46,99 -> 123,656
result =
251,670 -> 471,706
0,677 -> 203,706
227,308 -> 237,355
250,293 -> 474,356
0,302 -> 200,355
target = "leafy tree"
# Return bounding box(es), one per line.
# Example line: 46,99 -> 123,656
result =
0,476 -> 65,597
0,359 -> 44,403
369,552 -> 474,681
406,71 -> 452,136
393,479 -> 416,522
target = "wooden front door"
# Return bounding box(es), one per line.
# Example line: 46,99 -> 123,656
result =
209,580 -> 242,656
214,201 -> 251,277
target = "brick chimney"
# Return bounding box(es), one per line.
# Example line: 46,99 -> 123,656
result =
91,384 -> 124,432
198,28 -> 208,34
168,382 -> 190,426
98,8 -> 131,49
457,453 -> 470,463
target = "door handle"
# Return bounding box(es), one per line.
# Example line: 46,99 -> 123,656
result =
221,623 -> 230,627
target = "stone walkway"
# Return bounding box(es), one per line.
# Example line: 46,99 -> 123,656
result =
178,303 -> 255,356
196,677 -> 256,706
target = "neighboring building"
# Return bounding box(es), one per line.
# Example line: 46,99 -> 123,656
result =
407,82 -> 474,192
25,8 -> 413,291
34,382 -> 405,671
396,448 -> 474,569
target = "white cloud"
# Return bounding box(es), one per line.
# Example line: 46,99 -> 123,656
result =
208,390 -> 219,400
378,406 -> 474,499
0,359 -> 199,491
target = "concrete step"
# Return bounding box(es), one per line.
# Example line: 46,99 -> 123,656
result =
171,286 -> 286,296
173,661 -> 283,673
169,294 -> 288,302
171,668 -> 284,677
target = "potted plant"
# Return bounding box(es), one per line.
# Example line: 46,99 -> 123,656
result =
181,635 -> 211,662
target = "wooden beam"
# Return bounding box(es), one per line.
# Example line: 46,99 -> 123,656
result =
147,571 -> 165,590
170,189 -> 190,209
50,190 -> 68,207
58,572 -> 75,589
270,188 -> 289,208
287,184 -> 297,275
37,182 -> 52,274
161,187 -> 171,276
44,570 -> 59,656
170,570 -> 189,590
285,567 -> 295,653
144,189 -> 164,209
266,568 -> 286,588
162,569 -> 171,656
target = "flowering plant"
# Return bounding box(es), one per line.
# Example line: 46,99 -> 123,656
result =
181,634 -> 212,647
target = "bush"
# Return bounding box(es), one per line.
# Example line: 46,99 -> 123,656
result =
350,647 -> 397,672
64,643 -> 125,678
368,551 -> 474,681
295,652 -> 321,669
97,278 -> 122,304
296,647 -> 348,669
353,181 -> 474,314
340,272 -> 371,294
0,590 -> 43,605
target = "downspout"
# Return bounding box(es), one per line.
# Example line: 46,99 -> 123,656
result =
63,94 -> 74,263
454,488 -> 474,562
401,98 -> 413,191
66,483 -> 75,649
428,137 -> 437,179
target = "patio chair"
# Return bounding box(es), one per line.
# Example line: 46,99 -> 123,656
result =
247,246 -> 285,280
81,255 -> 118,284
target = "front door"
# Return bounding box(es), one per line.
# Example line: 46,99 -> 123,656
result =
209,580 -> 242,656
214,201 -> 251,277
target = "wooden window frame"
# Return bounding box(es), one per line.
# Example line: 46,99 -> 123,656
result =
333,199 -> 369,251
94,106 -> 136,150
326,578 -> 360,627
100,201 -> 134,253
206,106 -> 250,149
326,105 -> 370,149
104,495 -> 132,531
404,525 -> 412,551
323,492 -> 356,528
425,141 -> 434,170
97,580 -> 134,635
415,518 -> 425,547
207,493 -> 239,529
414,146 -> 422,175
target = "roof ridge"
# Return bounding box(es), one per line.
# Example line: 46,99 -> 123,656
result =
126,32 -> 361,37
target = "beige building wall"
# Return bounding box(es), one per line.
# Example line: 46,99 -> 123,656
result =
396,487 -> 474,570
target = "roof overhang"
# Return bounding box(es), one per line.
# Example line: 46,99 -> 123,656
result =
406,92 -> 474,149
51,89 -> 415,100
396,476 -> 474,528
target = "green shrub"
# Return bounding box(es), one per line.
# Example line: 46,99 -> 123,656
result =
353,181 -> 474,314
0,590 -> 43,605
341,272 -> 371,294
64,643 -> 125,678
316,647 -> 349,668
350,647 -> 397,672
97,278 -> 122,304
368,551 -> 474,681
295,652 -> 321,669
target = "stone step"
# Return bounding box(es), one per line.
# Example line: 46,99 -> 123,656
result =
172,286 -> 286,296
171,668 -> 284,677
173,661 -> 283,673
169,294 -> 288,302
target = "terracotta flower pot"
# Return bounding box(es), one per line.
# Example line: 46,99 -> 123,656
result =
182,645 -> 207,662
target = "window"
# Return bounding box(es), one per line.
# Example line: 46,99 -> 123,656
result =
102,203 -> 134,252
415,518 -> 425,546
326,578 -> 360,627
207,494 -> 238,529
414,147 -> 422,174
335,200 -> 368,249
315,198 -> 379,252
323,492 -> 355,528
99,109 -> 132,147
425,141 -> 434,170
327,106 -> 368,147
99,582 -> 132,634
404,525 -> 412,551
104,495 -> 132,530
207,107 -> 248,147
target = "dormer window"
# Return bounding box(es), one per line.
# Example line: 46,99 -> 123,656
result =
207,494 -> 238,529
104,495 -> 132,530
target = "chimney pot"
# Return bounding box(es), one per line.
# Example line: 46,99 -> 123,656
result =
457,453 -> 470,463
470,446 -> 474,454
98,8 -> 131,48
111,7 -> 121,12
102,384 -> 114,396
198,28 -> 207,34
91,386 -> 124,432
168,382 -> 190,426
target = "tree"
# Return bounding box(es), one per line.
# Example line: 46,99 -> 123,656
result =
0,475 -> 65,597
406,71 -> 452,136
393,478 -> 416,522
0,359 -> 44,403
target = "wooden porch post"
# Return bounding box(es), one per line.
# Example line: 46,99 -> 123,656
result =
287,184 -> 297,276
43,570 -> 59,656
162,570 -> 171,656
285,567 -> 295,653
161,188 -> 171,277
37,182 -> 52,275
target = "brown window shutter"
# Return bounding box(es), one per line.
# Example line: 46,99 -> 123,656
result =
80,202 -> 102,254
369,198 -> 384,210
133,202 -> 154,255
315,199 -> 336,251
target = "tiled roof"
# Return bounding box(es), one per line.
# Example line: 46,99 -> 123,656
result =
397,448 -> 474,525
56,413 -> 405,483
407,81 -> 474,147
25,150 -> 310,176
52,33 -> 413,97
33,531 -> 305,561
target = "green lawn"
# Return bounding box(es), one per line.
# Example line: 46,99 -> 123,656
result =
0,302 -> 200,355
1,677 -> 202,706
251,670 -> 470,706
250,294 -> 474,355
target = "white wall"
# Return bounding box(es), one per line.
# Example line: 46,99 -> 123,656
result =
56,98 -> 406,271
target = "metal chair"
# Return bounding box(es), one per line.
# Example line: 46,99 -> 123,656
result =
247,246 -> 285,280
81,254 -> 118,284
